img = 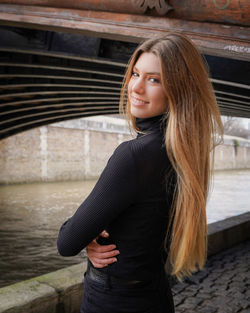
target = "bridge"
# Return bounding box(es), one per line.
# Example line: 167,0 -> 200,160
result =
0,0 -> 249,140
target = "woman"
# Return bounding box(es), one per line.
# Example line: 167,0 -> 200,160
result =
57,33 -> 223,313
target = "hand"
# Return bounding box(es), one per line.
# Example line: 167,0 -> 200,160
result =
86,230 -> 120,268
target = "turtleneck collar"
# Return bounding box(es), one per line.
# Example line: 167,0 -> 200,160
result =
135,114 -> 166,137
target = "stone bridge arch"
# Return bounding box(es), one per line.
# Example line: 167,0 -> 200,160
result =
0,0 -> 249,140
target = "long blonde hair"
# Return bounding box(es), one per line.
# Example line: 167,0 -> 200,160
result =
120,33 -> 223,280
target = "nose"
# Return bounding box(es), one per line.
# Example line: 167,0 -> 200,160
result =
132,76 -> 144,94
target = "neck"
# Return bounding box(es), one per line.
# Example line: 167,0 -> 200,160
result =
135,114 -> 166,135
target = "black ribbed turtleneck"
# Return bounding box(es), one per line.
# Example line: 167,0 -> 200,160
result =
136,114 -> 166,137
58,110 -> 174,285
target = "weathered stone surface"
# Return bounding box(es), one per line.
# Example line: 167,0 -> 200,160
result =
207,212 -> 250,257
197,306 -> 217,313
0,279 -> 57,313
0,263 -> 87,313
36,263 -> 85,291
174,240 -> 250,313
36,263 -> 86,313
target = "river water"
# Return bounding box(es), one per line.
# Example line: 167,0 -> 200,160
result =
0,169 -> 249,288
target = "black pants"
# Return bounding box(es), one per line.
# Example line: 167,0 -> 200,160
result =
81,269 -> 175,313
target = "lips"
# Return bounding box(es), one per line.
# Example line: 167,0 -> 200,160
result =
130,95 -> 149,106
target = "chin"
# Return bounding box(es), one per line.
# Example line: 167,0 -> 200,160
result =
130,108 -> 148,119
131,110 -> 161,119
131,112 -> 148,119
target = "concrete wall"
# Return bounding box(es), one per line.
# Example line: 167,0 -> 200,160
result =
0,212 -> 249,313
0,116 -> 250,184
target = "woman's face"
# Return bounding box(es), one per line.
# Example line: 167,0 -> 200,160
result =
128,52 -> 167,119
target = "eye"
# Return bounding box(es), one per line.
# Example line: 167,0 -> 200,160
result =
131,71 -> 139,77
149,77 -> 160,83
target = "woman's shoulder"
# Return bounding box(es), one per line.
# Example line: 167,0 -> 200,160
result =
114,134 -> 160,153
113,133 -> 167,170
112,131 -> 166,162
110,134 -> 170,182
132,131 -> 165,155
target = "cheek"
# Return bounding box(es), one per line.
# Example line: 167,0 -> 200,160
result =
127,79 -> 133,94
152,91 -> 167,113
151,88 -> 166,103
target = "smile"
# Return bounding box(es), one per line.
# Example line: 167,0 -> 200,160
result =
130,96 -> 149,106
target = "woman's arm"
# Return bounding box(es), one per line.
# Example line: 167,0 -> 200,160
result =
86,230 -> 120,268
57,141 -> 137,256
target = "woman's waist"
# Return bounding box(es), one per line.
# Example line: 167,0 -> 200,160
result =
87,259 -> 166,287
95,255 -> 165,281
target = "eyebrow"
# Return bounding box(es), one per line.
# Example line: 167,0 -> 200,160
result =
133,66 -> 160,75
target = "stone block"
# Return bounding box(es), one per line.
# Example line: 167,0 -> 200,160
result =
207,212 -> 250,256
0,262 -> 87,313
36,262 -> 86,313
173,295 -> 184,306
0,279 -> 57,313
197,306 -> 217,313
177,301 -> 196,310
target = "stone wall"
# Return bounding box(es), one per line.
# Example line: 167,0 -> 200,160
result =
0,116 -> 250,184
0,262 -> 86,313
214,135 -> 250,170
0,127 -> 42,184
0,116 -> 132,184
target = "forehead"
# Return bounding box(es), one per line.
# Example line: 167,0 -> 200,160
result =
134,52 -> 161,73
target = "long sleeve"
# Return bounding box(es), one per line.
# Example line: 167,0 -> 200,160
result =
57,141 -> 137,256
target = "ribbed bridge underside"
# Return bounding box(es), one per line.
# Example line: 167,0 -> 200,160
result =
0,28 -> 249,140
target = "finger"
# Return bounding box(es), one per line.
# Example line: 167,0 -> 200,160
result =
86,240 -> 104,251
91,256 -> 118,265
86,249 -> 119,261
88,243 -> 117,253
100,230 -> 110,238
93,250 -> 120,259
90,261 -> 108,269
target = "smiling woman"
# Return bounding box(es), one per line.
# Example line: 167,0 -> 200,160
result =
57,33 -> 223,313
128,52 -> 168,119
